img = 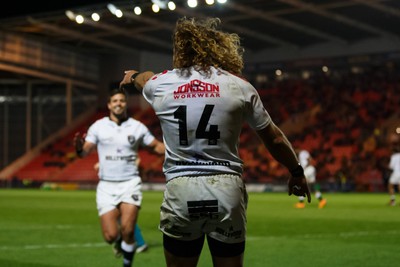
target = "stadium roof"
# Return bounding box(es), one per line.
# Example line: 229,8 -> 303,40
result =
1,0 -> 400,57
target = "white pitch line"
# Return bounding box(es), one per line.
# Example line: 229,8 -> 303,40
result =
1,230 -> 399,251
246,230 -> 400,241
0,242 -> 107,251
0,224 -> 91,231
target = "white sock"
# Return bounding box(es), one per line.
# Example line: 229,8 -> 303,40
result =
121,241 -> 135,253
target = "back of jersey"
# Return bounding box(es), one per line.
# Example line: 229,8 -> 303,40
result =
143,67 -> 270,181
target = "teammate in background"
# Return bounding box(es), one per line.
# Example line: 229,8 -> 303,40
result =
134,224 -> 149,253
93,162 -> 149,254
120,17 -> 311,267
388,144 -> 400,206
73,87 -> 164,267
296,149 -> 327,209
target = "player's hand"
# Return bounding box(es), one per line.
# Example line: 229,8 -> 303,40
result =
73,132 -> 85,156
120,70 -> 138,89
288,176 -> 311,203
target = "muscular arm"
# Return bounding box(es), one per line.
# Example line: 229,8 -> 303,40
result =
120,70 -> 155,93
147,139 -> 165,155
256,122 -> 311,203
256,122 -> 299,171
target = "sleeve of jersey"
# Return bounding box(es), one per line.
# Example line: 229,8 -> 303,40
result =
139,124 -> 156,146
84,122 -> 98,144
244,84 -> 271,131
142,75 -> 158,105
142,71 -> 171,105
142,81 -> 154,105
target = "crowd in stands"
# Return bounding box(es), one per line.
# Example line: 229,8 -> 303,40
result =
7,65 -> 400,192
243,65 -> 400,192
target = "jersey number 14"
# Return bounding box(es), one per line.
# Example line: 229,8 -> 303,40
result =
174,105 -> 220,146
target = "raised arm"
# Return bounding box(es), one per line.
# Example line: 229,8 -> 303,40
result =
120,70 -> 155,93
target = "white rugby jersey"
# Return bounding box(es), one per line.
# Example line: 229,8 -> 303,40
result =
143,66 -> 271,181
85,117 -> 155,181
298,150 -> 311,168
389,152 -> 400,174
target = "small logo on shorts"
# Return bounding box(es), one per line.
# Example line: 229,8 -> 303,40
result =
216,226 -> 242,239
131,194 -> 139,201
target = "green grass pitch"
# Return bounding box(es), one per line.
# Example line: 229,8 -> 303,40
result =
0,189 -> 399,267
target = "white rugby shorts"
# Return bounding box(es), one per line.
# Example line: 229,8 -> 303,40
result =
304,165 -> 316,184
389,172 -> 400,185
96,178 -> 142,216
159,174 -> 248,243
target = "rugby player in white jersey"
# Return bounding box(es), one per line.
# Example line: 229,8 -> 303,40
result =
388,144 -> 400,206
120,17 -> 311,267
295,149 -> 327,209
73,87 -> 164,267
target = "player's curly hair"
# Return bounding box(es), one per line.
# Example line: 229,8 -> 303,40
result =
172,17 -> 244,77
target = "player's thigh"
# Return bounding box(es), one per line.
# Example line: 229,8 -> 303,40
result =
119,203 -> 139,233
208,236 -> 244,267
164,249 -> 200,267
211,254 -> 244,267
100,209 -> 120,242
163,234 -> 204,267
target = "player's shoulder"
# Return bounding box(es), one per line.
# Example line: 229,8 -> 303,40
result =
127,117 -> 148,128
127,117 -> 141,125
96,117 -> 111,124
87,117 -> 108,133
225,71 -> 257,93
149,69 -> 174,81
230,72 -> 250,84
90,117 -> 107,126
216,68 -> 249,83
144,70 -> 176,91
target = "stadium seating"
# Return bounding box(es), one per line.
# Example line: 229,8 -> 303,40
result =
6,68 -> 400,192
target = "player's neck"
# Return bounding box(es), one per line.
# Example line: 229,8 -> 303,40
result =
109,113 -> 128,125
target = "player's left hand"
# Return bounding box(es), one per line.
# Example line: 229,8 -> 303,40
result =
288,176 -> 311,203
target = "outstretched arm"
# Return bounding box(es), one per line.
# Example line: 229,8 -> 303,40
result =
120,70 -> 155,93
256,122 -> 311,203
